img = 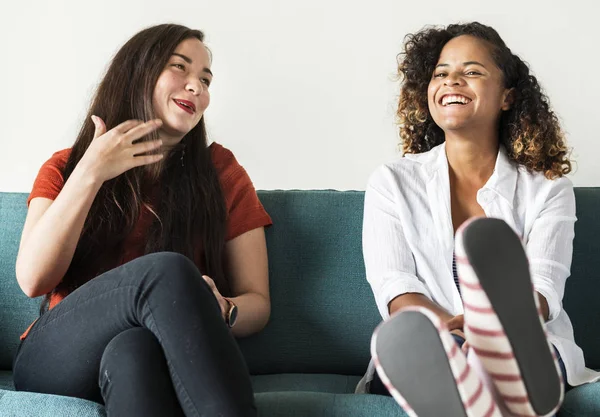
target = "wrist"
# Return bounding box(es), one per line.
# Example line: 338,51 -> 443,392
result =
223,297 -> 238,328
71,163 -> 104,190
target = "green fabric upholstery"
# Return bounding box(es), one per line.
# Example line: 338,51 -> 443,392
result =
238,191 -> 380,376
251,373 -> 362,394
563,188 -> 600,369
0,189 -> 598,416
254,392 -> 406,417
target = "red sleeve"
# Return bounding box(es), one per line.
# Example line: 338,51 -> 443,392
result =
210,143 -> 272,241
27,149 -> 72,206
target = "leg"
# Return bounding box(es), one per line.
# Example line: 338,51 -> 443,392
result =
456,218 -> 563,417
14,252 -> 256,417
371,307 -> 501,417
99,328 -> 185,417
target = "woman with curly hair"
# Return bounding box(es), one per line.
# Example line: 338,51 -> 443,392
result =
359,22 -> 600,416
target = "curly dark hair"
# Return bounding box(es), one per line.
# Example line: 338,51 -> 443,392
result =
397,22 -> 571,179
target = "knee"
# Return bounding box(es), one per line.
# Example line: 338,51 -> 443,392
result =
134,252 -> 208,291
99,328 -> 163,388
143,252 -> 199,278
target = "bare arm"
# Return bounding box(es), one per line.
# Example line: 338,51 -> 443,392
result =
203,227 -> 270,338
15,117 -> 164,298
16,171 -> 102,297
389,292 -> 453,322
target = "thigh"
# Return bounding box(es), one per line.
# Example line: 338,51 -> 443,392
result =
13,259 -> 151,402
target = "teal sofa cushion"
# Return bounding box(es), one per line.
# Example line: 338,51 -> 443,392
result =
0,189 -> 599,416
238,191 -> 381,376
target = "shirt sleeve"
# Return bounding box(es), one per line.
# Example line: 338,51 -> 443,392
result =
526,176 -> 576,323
27,149 -> 70,206
212,144 -> 272,241
362,165 -> 432,320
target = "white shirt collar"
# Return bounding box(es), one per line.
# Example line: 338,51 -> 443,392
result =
405,142 -> 518,208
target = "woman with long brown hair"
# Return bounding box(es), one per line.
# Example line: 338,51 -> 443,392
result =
12,24 -> 271,417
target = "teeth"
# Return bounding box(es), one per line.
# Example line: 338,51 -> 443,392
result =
176,101 -> 193,111
441,95 -> 471,106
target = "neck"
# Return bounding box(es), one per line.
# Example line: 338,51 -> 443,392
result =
445,130 -> 499,185
158,132 -> 184,152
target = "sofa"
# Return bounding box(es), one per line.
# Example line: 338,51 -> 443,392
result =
0,189 -> 599,416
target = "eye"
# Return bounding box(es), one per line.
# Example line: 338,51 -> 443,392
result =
466,71 -> 481,76
433,72 -> 446,78
201,77 -> 211,87
172,63 -> 185,70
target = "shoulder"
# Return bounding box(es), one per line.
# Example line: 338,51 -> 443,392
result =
367,146 -> 440,192
44,148 -> 72,170
209,142 -> 242,178
208,142 -> 254,195
517,166 -> 573,194
516,167 -> 575,208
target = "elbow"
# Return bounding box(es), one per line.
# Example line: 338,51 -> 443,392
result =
254,294 -> 271,332
15,259 -> 48,298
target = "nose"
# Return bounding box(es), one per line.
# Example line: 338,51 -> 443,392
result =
185,79 -> 204,96
444,72 -> 464,86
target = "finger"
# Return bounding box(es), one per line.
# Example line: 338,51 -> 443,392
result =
91,115 -> 107,140
132,139 -> 163,156
447,318 -> 461,331
202,275 -> 216,289
124,119 -> 163,143
113,119 -> 144,134
130,153 -> 164,168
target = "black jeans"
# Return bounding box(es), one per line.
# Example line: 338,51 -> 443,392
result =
13,252 -> 256,417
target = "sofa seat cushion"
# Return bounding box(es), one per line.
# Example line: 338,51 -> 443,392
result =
251,373 -> 361,394
255,391 -> 406,416
0,389 -> 106,417
1,369 -> 597,416
559,381 -> 600,416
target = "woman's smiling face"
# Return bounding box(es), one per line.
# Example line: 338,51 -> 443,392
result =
152,37 -> 213,147
427,35 -> 512,135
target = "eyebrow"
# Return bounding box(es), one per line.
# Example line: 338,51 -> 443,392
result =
435,61 -> 486,69
172,53 -> 213,76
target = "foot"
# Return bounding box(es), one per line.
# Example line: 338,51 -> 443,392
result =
371,307 -> 500,417
456,217 -> 564,417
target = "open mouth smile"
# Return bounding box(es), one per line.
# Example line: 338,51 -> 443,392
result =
439,94 -> 472,106
173,99 -> 196,114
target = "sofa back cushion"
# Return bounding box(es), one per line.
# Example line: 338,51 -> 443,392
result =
1,189 -> 599,374
0,193 -> 39,370
563,188 -> 600,370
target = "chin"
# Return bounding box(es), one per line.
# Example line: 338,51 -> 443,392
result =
437,118 -> 469,131
163,120 -> 192,137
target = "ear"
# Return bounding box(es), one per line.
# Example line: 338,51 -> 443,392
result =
501,88 -> 515,111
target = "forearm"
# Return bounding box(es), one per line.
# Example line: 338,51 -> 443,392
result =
230,292 -> 270,338
388,292 -> 454,323
16,166 -> 102,297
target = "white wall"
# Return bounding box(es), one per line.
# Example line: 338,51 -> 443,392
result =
1,0 -> 598,192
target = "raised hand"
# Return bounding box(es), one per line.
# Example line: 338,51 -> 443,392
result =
77,115 -> 164,184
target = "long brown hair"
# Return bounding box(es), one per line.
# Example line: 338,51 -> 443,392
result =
43,24 -> 227,311
396,22 -> 571,179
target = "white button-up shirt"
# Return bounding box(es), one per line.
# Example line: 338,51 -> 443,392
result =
360,142 -> 599,390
